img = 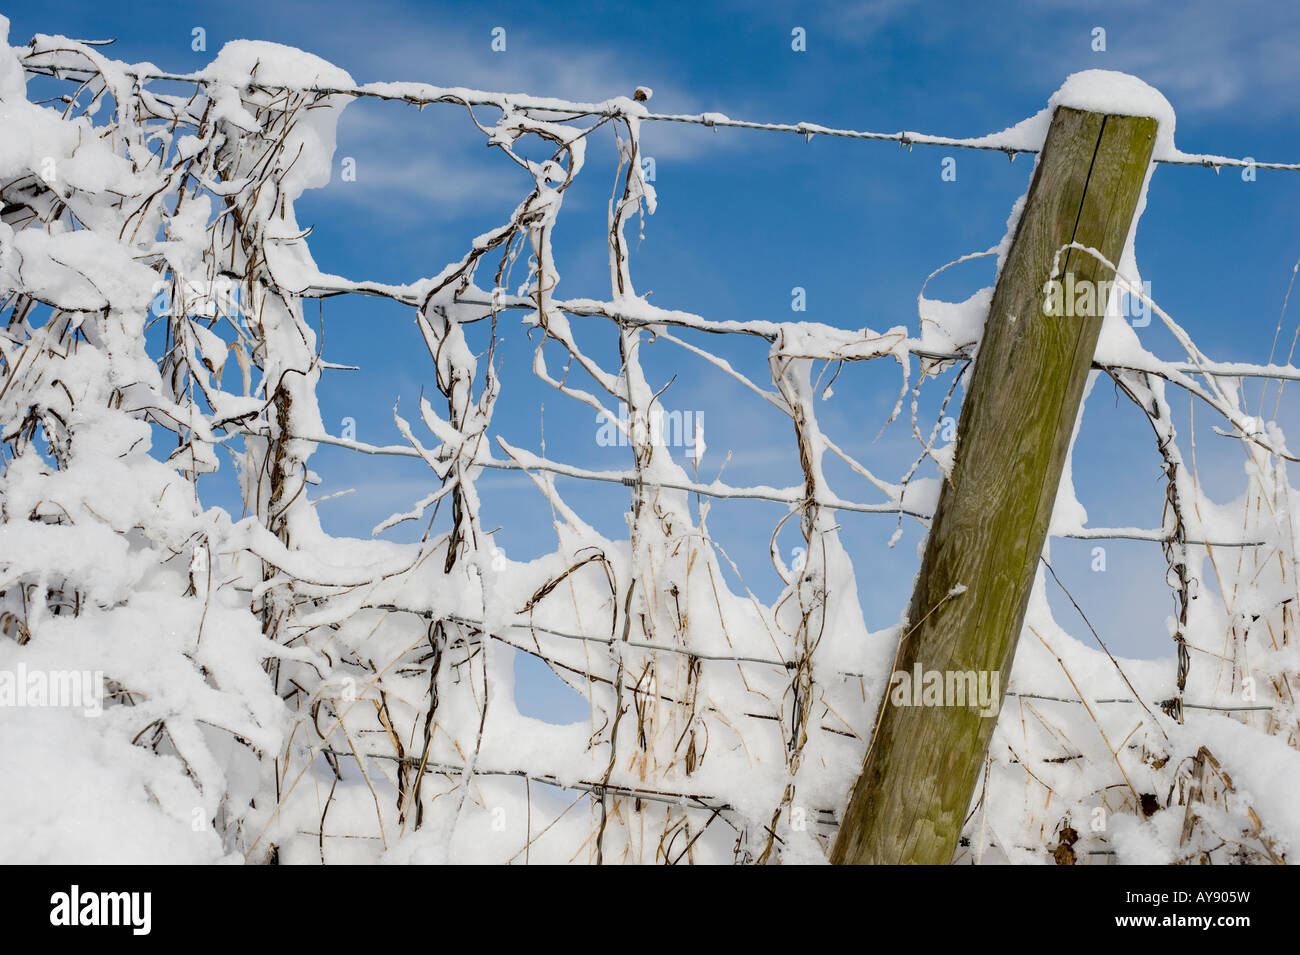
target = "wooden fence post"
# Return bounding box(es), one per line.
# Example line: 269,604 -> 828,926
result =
830,106 -> 1157,865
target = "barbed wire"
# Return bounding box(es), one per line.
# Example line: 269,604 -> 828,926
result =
1004,691 -> 1273,712
11,33 -> 1293,866
269,424 -> 1264,546
363,603 -> 1285,711
21,52 -> 1300,173
274,281 -> 1300,383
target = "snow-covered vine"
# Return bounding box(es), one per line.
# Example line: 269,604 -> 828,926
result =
1,20 -> 1297,865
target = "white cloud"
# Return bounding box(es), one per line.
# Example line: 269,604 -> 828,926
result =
317,12 -> 727,162
1022,0 -> 1300,120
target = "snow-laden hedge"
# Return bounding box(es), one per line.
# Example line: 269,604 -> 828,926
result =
1,18 -> 1296,864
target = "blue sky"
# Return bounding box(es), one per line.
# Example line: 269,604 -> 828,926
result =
9,0 -> 1300,720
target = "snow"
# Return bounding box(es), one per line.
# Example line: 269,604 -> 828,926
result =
969,69 -> 1178,161
0,17 -> 1295,867
200,40 -> 353,91
917,285 -> 993,359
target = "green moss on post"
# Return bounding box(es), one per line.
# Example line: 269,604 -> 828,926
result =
831,107 -> 1158,866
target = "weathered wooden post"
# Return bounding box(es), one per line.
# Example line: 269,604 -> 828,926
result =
831,106 -> 1157,865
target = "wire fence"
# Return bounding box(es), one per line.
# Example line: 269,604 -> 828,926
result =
24,51 -> 1300,170
7,33 -> 1297,864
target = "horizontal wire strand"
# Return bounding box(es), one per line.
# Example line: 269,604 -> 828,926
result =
20,56 -> 1300,172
